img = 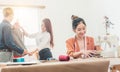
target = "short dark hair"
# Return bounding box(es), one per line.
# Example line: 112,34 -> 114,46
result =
71,15 -> 86,30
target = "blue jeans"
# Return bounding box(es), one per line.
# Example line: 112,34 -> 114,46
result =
39,48 -> 52,60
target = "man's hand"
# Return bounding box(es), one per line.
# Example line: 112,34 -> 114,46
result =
28,49 -> 38,56
22,49 -> 28,55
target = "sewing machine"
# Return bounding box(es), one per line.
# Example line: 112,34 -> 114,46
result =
97,35 -> 119,58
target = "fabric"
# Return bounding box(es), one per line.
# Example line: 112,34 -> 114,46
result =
39,48 -> 52,60
0,52 -> 12,62
0,20 -> 24,54
66,36 -> 95,58
1,59 -> 109,72
27,31 -> 51,51
12,28 -> 26,57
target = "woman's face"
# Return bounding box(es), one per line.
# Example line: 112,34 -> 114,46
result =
74,22 -> 86,38
41,22 -> 46,32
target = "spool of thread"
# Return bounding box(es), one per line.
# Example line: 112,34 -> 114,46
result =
13,58 -> 24,62
59,55 -> 70,61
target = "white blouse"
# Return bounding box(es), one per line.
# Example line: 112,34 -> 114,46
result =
27,31 -> 51,51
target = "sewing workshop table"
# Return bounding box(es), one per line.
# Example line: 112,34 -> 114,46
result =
1,58 -> 118,72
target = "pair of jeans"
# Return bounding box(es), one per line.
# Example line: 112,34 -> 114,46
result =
39,48 -> 52,60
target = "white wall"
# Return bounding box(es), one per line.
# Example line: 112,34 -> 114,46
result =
103,0 -> 120,36
84,0 -> 120,44
0,0 -> 45,5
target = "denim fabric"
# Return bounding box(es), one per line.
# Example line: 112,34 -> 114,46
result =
39,48 -> 52,60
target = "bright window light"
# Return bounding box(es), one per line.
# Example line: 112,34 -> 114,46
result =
0,7 -> 41,47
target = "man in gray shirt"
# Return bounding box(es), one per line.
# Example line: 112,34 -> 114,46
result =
0,7 -> 28,62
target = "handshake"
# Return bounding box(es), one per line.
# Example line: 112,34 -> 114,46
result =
22,49 -> 38,56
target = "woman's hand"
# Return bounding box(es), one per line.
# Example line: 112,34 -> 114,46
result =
72,50 -> 97,58
20,26 -> 28,36
28,49 -> 38,56
81,50 -> 96,58
22,49 -> 28,56
72,52 -> 82,58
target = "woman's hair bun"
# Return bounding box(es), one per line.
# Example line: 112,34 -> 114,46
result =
71,15 -> 79,20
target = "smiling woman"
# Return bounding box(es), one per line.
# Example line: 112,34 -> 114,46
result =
65,15 -> 103,59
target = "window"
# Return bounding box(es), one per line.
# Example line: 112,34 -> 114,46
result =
0,7 -> 41,47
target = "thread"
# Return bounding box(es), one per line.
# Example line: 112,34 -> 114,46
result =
13,58 -> 24,62
59,55 -> 70,61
